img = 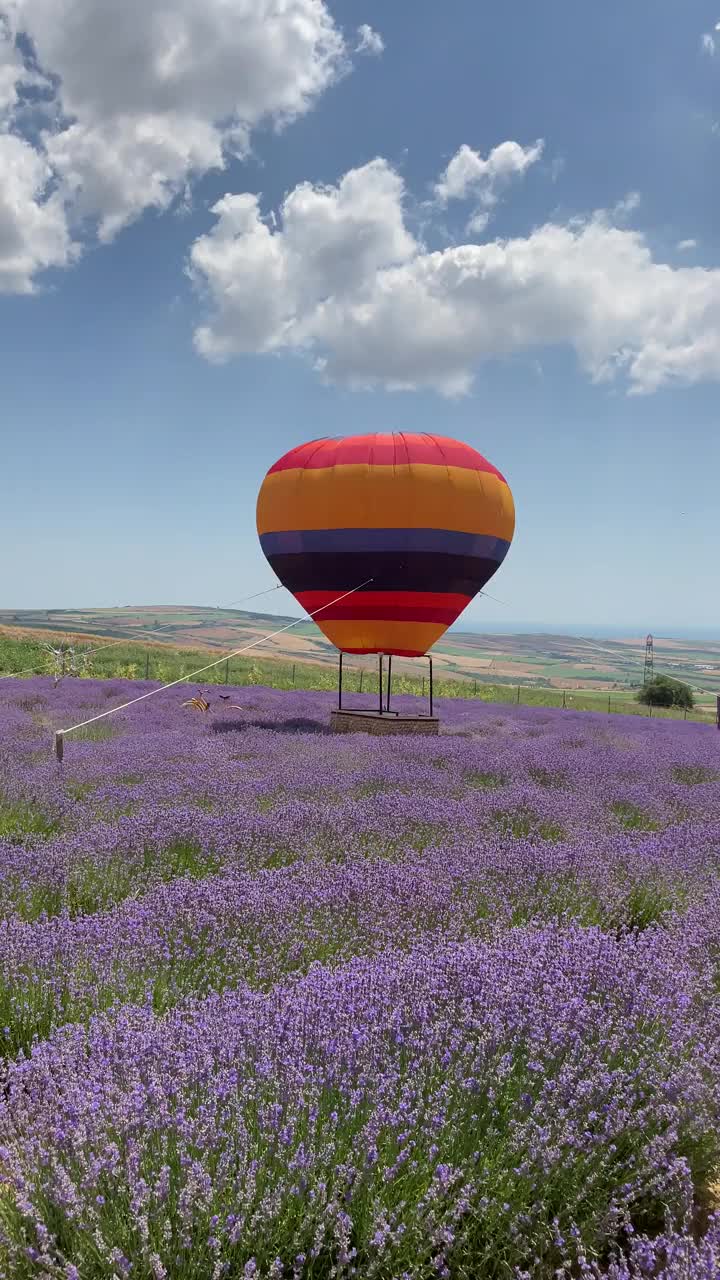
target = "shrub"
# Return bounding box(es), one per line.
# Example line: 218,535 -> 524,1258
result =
638,675 -> 694,709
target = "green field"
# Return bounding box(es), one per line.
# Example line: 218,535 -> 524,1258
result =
0,630 -> 715,725
3,607 -> 719,703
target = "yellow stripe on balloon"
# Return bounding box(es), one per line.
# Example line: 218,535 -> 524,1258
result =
257,463 -> 515,541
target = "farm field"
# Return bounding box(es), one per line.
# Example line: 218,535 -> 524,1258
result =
0,677 -> 720,1276
0,626 -> 717,725
2,607 -> 719,700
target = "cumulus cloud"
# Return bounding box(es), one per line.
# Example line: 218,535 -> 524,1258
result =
701,31 -> 716,54
466,210 -> 490,235
355,24 -> 384,56
434,140 -> 544,235
11,0 -> 346,128
611,191 -> 640,220
190,158 -> 416,360
0,16 -> 22,115
0,0 -> 354,288
435,140 -> 544,205
43,113 -> 224,242
189,152 -> 720,397
0,14 -> 50,116
0,132 -> 76,291
677,238 -> 698,251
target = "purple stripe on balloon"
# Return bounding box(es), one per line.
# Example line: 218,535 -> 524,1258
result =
259,528 -> 511,561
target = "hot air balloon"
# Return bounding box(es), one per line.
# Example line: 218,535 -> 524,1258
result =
256,433 -> 515,662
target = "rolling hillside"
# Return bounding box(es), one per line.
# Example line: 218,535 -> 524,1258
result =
1,606 -> 719,700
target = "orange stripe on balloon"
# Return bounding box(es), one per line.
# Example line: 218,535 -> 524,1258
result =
256,464 -> 515,541
319,618 -> 450,656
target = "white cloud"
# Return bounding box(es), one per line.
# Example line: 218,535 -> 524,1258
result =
190,152 -> 720,397
0,132 -> 75,292
434,139 -> 544,205
0,0 -> 351,288
190,158 -> 416,359
0,14 -> 49,116
701,32 -> 716,54
43,113 -> 224,242
677,238 -> 698,251
612,191 -> 640,220
466,210 -> 490,235
355,23 -> 384,56
10,0 -> 347,126
0,17 -> 22,115
434,140 -> 544,236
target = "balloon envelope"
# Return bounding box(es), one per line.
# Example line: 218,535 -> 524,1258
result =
256,433 -> 515,657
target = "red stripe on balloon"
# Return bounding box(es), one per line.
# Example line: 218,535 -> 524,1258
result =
296,590 -> 472,624
297,589 -> 471,610
267,434 -> 506,480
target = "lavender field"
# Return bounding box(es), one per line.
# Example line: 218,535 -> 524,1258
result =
0,677 -> 719,1278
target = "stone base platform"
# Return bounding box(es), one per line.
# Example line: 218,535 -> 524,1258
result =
330,709 -> 439,737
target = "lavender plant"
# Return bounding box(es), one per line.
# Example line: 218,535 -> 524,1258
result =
0,678 -> 718,1277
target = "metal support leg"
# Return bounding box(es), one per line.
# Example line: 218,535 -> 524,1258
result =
338,651 -> 343,710
386,654 -> 392,712
428,656 -> 434,718
378,654 -> 384,715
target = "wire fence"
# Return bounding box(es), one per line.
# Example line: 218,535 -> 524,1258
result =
0,634 -> 717,726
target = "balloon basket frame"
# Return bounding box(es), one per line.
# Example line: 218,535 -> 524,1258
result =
329,653 -> 440,737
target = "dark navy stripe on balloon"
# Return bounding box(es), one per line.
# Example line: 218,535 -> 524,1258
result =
260,528 -> 511,560
265,550 -> 506,597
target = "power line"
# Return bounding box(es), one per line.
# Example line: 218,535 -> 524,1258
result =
0,583 -> 286,680
0,663 -> 43,681
4,578 -> 513,686
212,585 -> 284,610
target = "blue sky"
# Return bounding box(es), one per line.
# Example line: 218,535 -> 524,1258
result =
1,0 -> 719,637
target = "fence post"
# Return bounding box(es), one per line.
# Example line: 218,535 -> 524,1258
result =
145,652 -> 150,681
716,695 -> 720,730
516,686 -> 521,705
608,694 -> 611,714
562,690 -> 566,710
359,669 -> 364,694
292,663 -> 296,687
224,659 -> 229,685
473,678 -> 477,696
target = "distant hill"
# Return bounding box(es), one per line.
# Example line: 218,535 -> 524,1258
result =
1,606 -> 719,699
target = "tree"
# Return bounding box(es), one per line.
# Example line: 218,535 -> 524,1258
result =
638,675 -> 694,710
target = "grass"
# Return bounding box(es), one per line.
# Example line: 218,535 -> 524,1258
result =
609,801 -> 660,832
4,839 -> 222,924
0,634 -> 716,724
0,796 -> 60,843
464,770 -> 508,790
68,721 -> 119,742
528,766 -> 568,789
624,877 -> 680,930
490,806 -> 566,842
671,764 -> 720,785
